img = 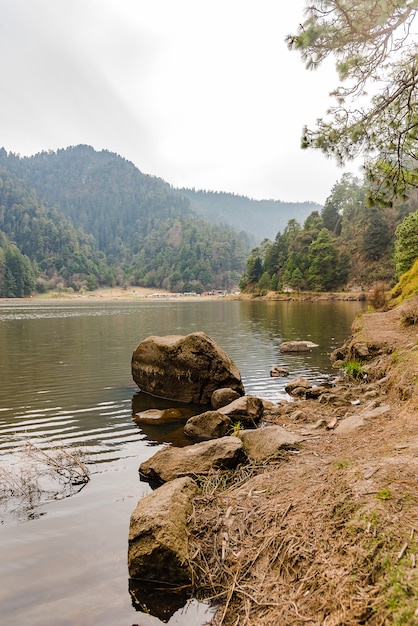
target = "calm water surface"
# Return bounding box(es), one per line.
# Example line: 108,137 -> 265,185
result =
0,298 -> 365,625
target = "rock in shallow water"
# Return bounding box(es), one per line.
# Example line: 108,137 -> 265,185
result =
131,331 -> 245,404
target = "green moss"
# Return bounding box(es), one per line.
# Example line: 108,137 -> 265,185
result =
391,258 -> 418,306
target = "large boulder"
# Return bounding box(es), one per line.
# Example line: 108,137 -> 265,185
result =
131,332 -> 245,404
128,476 -> 198,586
139,436 -> 245,483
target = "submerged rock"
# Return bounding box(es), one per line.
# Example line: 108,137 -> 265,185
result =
270,366 -> 289,377
133,407 -> 194,424
280,340 -> 319,352
131,332 -> 245,404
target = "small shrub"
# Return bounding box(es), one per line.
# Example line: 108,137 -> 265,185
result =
368,283 -> 389,310
343,359 -> 364,380
400,303 -> 418,326
376,488 -> 392,501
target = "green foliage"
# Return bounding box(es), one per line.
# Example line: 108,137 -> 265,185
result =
391,257 -> 418,305
307,228 -> 346,290
0,146 -> 251,293
363,207 -> 391,262
343,359 -> 364,380
287,2 -> 418,205
394,210 -> 418,276
239,169 -> 418,294
376,488 -> 392,501
0,241 -> 35,298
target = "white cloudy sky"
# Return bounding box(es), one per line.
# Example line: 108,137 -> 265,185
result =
0,0 -> 361,204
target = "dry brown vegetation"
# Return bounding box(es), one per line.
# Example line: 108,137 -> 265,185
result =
0,437 -> 90,503
188,296 -> 418,625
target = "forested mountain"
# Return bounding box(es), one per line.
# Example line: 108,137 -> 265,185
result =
0,169 -> 106,296
240,173 -> 418,294
0,146 -> 251,295
176,188 -> 321,243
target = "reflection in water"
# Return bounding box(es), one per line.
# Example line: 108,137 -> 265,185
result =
0,298 -> 365,626
131,391 -> 209,447
129,578 -> 193,622
129,578 -> 215,623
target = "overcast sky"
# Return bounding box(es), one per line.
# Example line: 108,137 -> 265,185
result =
0,0 -> 361,204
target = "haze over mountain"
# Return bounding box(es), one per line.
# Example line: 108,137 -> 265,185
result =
176,188 -> 321,243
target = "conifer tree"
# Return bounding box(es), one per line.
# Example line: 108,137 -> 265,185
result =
288,1 -> 418,204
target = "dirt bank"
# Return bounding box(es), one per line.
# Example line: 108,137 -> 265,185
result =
189,297 -> 418,625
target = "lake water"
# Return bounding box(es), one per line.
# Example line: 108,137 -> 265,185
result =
0,298 -> 365,625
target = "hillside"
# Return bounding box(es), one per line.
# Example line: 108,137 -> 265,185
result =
0,146 -> 252,295
176,188 -> 321,244
239,174 -> 418,294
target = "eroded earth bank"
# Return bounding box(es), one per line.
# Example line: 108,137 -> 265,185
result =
132,297 -> 418,626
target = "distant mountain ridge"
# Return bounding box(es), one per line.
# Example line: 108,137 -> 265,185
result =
176,188 -> 322,243
0,145 -> 323,297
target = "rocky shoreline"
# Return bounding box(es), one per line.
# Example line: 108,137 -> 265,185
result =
128,297 -> 418,625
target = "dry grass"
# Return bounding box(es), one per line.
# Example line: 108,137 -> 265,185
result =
368,283 -> 390,311
187,306 -> 418,625
0,437 -> 90,503
189,454 -> 418,625
400,302 -> 418,327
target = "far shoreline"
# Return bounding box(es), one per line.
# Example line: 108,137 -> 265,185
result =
0,287 -> 367,305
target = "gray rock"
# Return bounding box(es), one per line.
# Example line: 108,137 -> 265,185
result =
128,476 -> 198,585
184,410 -> 232,440
285,377 -> 313,394
351,342 -> 370,359
280,341 -> 319,352
238,425 -> 302,461
139,436 -> 245,483
131,331 -> 244,404
211,387 -> 241,409
335,403 -> 391,434
270,366 -> 289,377
218,395 -> 264,427
305,386 -> 329,399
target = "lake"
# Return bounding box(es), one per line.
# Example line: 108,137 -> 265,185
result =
0,298 -> 365,625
